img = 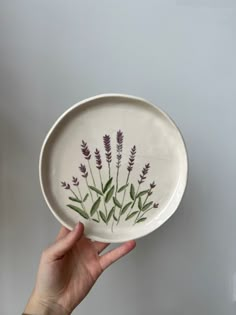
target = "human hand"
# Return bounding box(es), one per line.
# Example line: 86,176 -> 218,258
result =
24,222 -> 136,315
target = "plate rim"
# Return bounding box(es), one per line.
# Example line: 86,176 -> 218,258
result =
39,93 -> 189,242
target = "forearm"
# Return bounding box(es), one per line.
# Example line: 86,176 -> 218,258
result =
23,292 -> 69,315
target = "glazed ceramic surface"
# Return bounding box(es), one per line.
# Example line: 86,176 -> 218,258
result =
39,94 -> 188,242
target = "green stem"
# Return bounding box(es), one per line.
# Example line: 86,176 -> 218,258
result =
88,160 -> 98,198
108,162 -> 111,179
132,184 -> 140,208
99,170 -> 108,224
99,170 -> 103,191
77,187 -> 86,213
134,187 -> 152,222
127,183 -> 140,219
86,177 -> 94,202
99,170 -> 104,192
70,189 -> 79,200
86,177 -> 100,221
115,167 -> 120,194
143,191 -> 150,208
134,206 -> 154,224
112,167 -> 120,229
116,172 -> 130,224
121,172 -> 130,207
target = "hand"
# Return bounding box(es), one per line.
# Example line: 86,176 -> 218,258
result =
24,222 -> 136,315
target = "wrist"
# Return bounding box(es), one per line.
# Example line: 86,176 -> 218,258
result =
24,292 -> 69,315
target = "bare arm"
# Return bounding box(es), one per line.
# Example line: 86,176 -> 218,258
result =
24,222 -> 136,314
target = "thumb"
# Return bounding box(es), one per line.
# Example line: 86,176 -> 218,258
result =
45,222 -> 84,261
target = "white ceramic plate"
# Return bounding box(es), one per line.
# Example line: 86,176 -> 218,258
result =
39,94 -> 188,242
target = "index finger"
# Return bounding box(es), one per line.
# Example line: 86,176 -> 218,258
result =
99,240 -> 136,270
56,225 -> 71,241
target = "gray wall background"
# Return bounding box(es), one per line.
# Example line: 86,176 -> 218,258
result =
1,1 -> 236,314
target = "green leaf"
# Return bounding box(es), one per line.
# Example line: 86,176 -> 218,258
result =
105,185 -> 115,203
121,202 -> 132,215
90,197 -> 101,216
136,217 -> 147,223
67,204 -> 89,219
142,201 -> 153,211
113,196 -> 122,208
83,193 -> 89,202
126,211 -> 139,221
69,197 -> 82,203
99,211 -> 107,223
92,218 -> 100,223
113,214 -> 118,221
137,190 -> 149,198
138,197 -> 143,210
130,184 -> 135,200
118,183 -> 129,193
88,185 -> 103,196
107,207 -> 115,223
103,177 -> 113,194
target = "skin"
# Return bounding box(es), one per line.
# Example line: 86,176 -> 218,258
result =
24,222 -> 136,315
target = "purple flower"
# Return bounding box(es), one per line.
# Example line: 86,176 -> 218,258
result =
79,164 -> 88,178
148,181 -> 156,195
150,181 -> 156,189
72,176 -> 79,186
116,130 -> 124,168
81,140 -> 91,160
103,134 -> 112,163
95,148 -> 102,170
61,181 -> 70,189
138,163 -> 150,184
127,145 -> 136,172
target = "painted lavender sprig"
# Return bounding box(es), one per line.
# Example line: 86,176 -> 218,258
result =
134,181 -> 156,222
112,130 -> 124,229
94,148 -> 109,223
116,130 -> 124,169
81,140 -> 91,160
94,148 -> 103,189
116,145 -> 136,224
61,181 -> 71,190
79,163 -> 88,178
115,130 -> 123,190
138,163 -> 150,184
72,176 -> 80,185
127,145 -> 136,173
61,181 -> 80,201
81,140 -> 97,194
62,180 -> 90,220
79,163 -> 93,201
130,163 -> 150,209
95,148 -> 102,170
71,177 -> 87,213
134,202 -> 159,224
143,181 -> 156,205
79,163 -> 101,221
103,134 -> 112,179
